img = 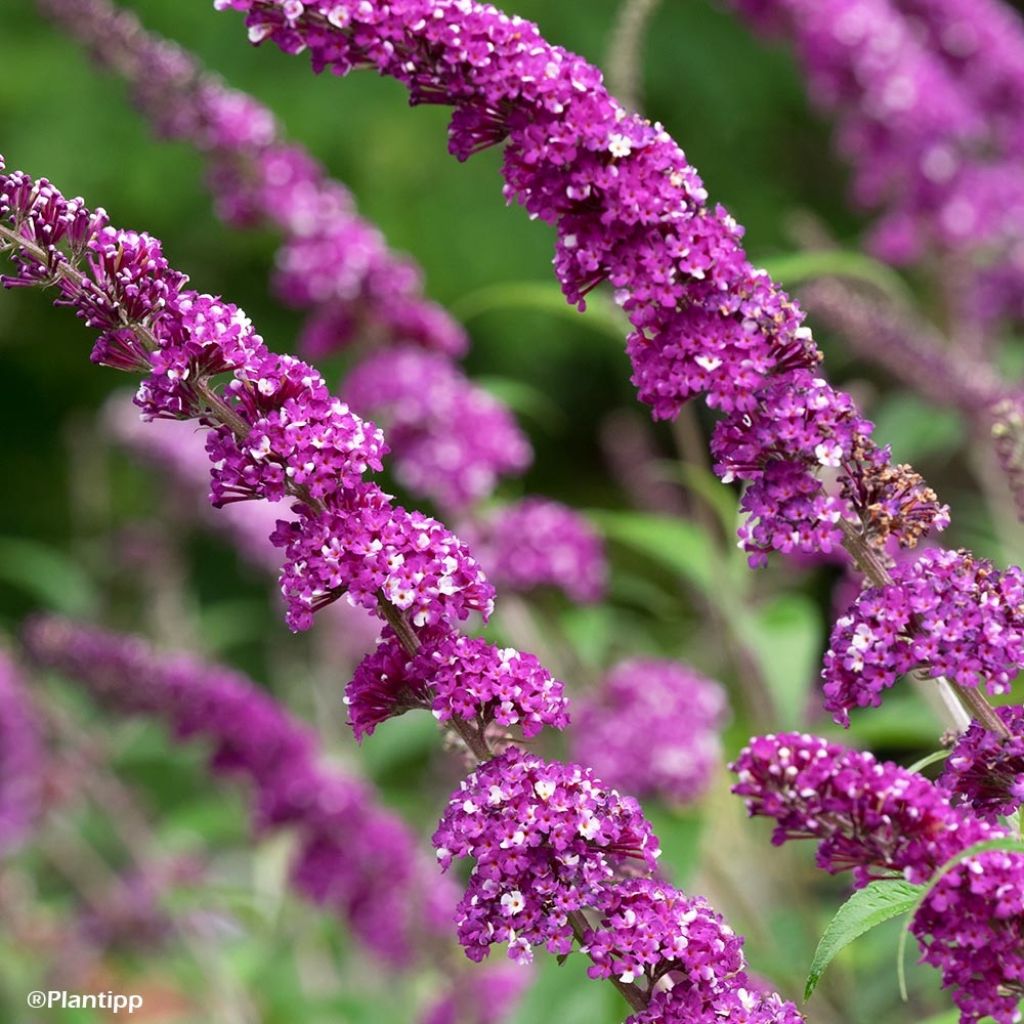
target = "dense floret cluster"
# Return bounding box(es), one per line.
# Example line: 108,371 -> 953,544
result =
572,659 -> 726,804
433,748 -> 661,964
822,549 -> 1024,725
346,628 -> 569,741
731,732 -> 1024,1023
940,704 -> 1024,820
466,499 -> 607,602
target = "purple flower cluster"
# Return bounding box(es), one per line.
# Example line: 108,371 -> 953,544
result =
822,548 -> 1024,725
894,0 -> 1024,159
419,962 -> 531,1024
912,843 -> 1024,1024
212,0 -> 953,563
344,346 -> 531,511
583,879 -> 802,1024
203,355 -> 388,508
583,878 -> 744,985
0,650 -> 44,856
0,164 -> 495,634
630,983 -> 803,1024
270,484 -> 493,631
731,733 -> 1024,1023
731,732 -> 984,885
40,0 -> 468,358
433,747 -> 660,964
940,704 -> 1024,821
572,659 -> 727,805
346,627 -> 569,741
465,499 -> 607,603
23,615 -> 454,965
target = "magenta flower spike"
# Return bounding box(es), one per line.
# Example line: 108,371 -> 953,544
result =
732,733 -> 1024,1023
23,615 -> 455,965
822,549 -> 1024,726
0,161 -> 496,634
0,649 -> 45,856
940,704 -> 1024,821
208,0 -> 956,571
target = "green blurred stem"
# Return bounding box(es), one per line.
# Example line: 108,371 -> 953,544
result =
672,409 -> 778,726
568,910 -> 647,1012
606,0 -> 663,111
838,520 -> 1007,739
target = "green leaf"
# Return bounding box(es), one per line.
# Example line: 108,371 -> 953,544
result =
587,510 -> 718,593
913,837 -> 1024,909
0,536 -> 97,616
761,250 -> 914,307
656,460 -> 739,539
906,749 -> 950,775
871,394 -> 963,464
473,374 -> 568,432
896,918 -> 911,1002
738,593 -> 823,729
557,604 -> 618,669
805,880 -> 924,1000
451,280 -> 626,342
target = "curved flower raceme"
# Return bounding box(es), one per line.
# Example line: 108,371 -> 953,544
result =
22,615 -> 453,966
344,346 -> 531,512
892,0 -> 1024,159
731,732 -> 983,885
731,0 -> 1024,303
212,0 -> 954,567
433,747 -> 661,965
346,627 -> 569,741
940,704 -> 1024,821
572,659 -> 727,805
822,548 -> 1024,726
39,0 -> 468,358
46,0 -> 538,520
465,499 -> 607,603
732,733 -> 1024,1024
0,164 -> 495,634
0,650 -> 45,855
0,161 -> 800,1019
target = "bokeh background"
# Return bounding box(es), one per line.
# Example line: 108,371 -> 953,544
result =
1,2 -> 1022,1022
